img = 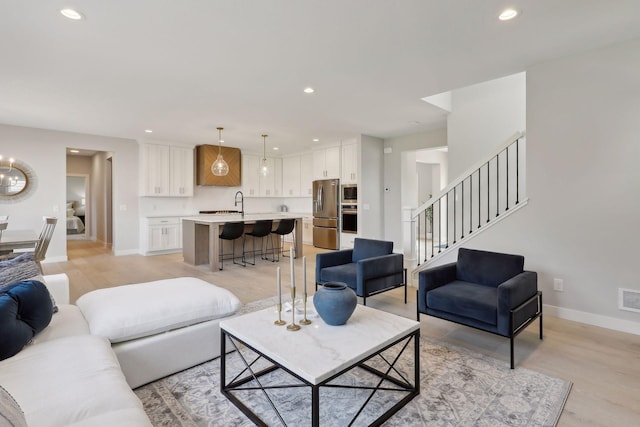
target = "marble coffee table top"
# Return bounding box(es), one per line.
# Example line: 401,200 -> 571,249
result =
220,304 -> 420,384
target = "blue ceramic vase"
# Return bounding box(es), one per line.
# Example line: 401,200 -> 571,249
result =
313,282 -> 357,326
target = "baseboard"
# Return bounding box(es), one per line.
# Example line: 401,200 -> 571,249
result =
114,248 -> 140,256
544,304 -> 640,336
42,256 -> 68,264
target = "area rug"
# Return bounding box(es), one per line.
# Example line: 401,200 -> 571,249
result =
135,298 -> 571,427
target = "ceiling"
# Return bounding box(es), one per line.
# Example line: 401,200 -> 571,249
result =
2,1 -> 640,155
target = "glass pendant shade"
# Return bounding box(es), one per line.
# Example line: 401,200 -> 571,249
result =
258,134 -> 269,177
258,158 -> 269,177
212,153 -> 229,176
211,127 -> 229,176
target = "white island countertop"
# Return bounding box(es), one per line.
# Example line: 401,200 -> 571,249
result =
181,212 -> 304,223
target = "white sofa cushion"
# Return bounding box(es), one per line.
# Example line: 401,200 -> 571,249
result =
28,304 -> 89,345
0,335 -> 151,427
76,277 -> 241,343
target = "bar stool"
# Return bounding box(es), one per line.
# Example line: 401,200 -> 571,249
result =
218,222 -> 246,270
244,220 -> 273,265
268,218 -> 296,262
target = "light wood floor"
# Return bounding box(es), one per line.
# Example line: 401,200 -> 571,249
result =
45,240 -> 640,427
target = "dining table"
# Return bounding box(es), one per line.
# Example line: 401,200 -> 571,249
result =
0,229 -> 39,253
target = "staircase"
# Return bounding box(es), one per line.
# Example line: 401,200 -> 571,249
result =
412,132 -> 528,271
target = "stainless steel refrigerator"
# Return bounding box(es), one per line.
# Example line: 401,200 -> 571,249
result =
313,178 -> 340,249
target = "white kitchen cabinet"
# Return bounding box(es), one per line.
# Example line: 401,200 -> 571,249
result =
243,154 -> 283,197
141,143 -> 170,196
273,157 -> 283,197
170,146 -> 194,196
312,145 -> 340,180
282,156 -> 301,197
260,157 -> 283,197
300,153 -> 314,196
340,232 -> 357,249
143,217 -> 182,255
141,142 -> 193,197
341,140 -> 358,184
242,154 -> 260,196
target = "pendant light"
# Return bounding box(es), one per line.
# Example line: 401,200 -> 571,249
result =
211,127 -> 229,176
258,134 -> 269,177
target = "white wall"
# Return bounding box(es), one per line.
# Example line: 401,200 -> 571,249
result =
447,72 -> 526,179
359,134 -> 384,239
0,124 -> 139,260
430,38 -> 640,333
383,129 -> 447,249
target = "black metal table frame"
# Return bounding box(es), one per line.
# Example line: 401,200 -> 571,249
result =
220,328 -> 420,427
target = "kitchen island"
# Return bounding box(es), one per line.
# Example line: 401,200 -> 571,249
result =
182,213 -> 303,271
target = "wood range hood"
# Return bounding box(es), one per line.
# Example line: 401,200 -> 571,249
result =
196,145 -> 242,186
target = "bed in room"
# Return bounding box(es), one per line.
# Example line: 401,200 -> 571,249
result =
66,201 -> 85,234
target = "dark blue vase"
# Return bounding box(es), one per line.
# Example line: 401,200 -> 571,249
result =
313,282 -> 357,326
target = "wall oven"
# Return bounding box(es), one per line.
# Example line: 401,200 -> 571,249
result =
341,184 -> 357,204
341,205 -> 357,234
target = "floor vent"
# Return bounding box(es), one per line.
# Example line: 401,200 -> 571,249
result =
618,288 -> 640,313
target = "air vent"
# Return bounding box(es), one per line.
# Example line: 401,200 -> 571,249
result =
618,288 -> 640,313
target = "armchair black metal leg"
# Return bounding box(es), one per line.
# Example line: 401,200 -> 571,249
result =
539,292 -> 544,340
510,336 -> 515,369
363,296 -> 367,306
403,268 -> 408,304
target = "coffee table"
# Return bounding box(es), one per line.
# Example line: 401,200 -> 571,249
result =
220,304 -> 420,426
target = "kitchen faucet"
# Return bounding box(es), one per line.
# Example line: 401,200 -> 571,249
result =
234,191 -> 244,217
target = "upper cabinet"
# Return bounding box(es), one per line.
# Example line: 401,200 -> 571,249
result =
170,146 -> 194,196
300,153 -> 314,197
140,142 -> 194,197
313,145 -> 340,180
242,154 -> 282,197
282,156 -> 301,197
341,139 -> 358,184
242,154 -> 260,196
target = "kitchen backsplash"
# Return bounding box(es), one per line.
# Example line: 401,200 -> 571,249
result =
139,185 -> 312,216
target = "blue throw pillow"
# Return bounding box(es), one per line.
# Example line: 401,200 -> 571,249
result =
0,280 -> 53,361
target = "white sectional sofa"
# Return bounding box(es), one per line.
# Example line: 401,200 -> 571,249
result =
0,274 -> 152,427
1,273 -> 242,426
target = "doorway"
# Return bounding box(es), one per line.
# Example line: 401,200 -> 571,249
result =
65,175 -> 89,240
66,149 -> 114,259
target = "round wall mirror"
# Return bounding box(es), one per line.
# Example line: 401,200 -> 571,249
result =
0,159 -> 37,203
0,166 -> 28,196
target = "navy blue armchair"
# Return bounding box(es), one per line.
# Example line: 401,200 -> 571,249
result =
316,238 -> 406,305
417,248 -> 542,368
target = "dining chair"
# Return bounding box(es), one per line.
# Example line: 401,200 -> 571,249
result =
0,221 -> 7,240
0,217 -> 57,272
34,217 -> 57,271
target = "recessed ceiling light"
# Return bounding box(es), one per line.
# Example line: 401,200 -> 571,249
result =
69,149 -> 80,153
272,147 -> 279,151
499,8 -> 518,20
145,129 -> 153,133
60,8 -> 84,20
303,87 -> 315,94
312,138 -> 319,142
